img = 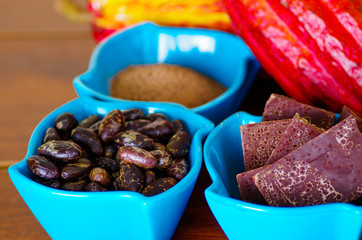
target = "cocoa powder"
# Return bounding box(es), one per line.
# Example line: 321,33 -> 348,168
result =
110,64 -> 226,108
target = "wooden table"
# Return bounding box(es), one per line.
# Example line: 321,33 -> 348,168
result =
0,1 -> 284,239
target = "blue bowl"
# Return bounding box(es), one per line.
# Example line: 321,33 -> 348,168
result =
73,22 -> 260,124
203,111 -> 362,240
8,97 -> 214,240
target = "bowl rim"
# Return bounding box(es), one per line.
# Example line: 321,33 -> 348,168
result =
203,110 -> 362,214
9,96 -> 215,204
73,21 -> 258,113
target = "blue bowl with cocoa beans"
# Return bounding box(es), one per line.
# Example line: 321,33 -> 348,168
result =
8,97 -> 214,240
73,22 -> 260,124
203,111 -> 362,240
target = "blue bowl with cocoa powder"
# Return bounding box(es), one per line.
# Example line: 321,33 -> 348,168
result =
203,111 -> 362,240
8,97 -> 214,240
73,22 -> 260,124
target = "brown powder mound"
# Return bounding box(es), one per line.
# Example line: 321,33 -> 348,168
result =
110,64 -> 226,108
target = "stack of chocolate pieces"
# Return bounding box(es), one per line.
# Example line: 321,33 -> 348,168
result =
237,93 -> 362,207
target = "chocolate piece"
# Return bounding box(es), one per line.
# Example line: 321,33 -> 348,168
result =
338,105 -> 362,132
262,93 -> 335,129
240,119 -> 291,171
266,113 -> 324,165
236,167 -> 268,205
254,116 -> 362,207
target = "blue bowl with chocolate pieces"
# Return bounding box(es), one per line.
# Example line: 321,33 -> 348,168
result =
73,22 -> 260,124
203,93 -> 362,240
8,97 -> 214,240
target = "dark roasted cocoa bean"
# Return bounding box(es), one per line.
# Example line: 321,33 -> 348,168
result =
138,119 -> 174,142
35,177 -> 62,189
167,130 -> 190,158
153,142 -> 167,151
122,108 -> 143,120
171,119 -> 185,132
54,112 -> 78,133
124,119 -> 152,131
144,170 -> 156,186
117,146 -> 158,169
166,158 -> 189,181
85,182 -> 107,192
151,149 -> 173,170
26,155 -> 59,180
94,157 -> 119,173
144,113 -> 168,121
98,109 -> 125,143
61,158 -> 92,181
81,149 -> 90,159
114,152 -> 123,169
112,164 -> 143,192
71,127 -> 103,156
78,114 -> 100,128
43,127 -> 60,143
60,132 -> 72,141
89,167 -> 110,186
37,140 -> 83,163
141,177 -> 177,196
103,144 -> 117,158
30,108 -> 192,195
113,130 -> 154,150
89,120 -> 101,132
61,178 -> 88,191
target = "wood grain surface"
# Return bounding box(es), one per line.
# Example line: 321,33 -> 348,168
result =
0,0 -> 284,239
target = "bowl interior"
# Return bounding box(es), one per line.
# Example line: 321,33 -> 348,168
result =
8,97 -> 214,240
12,97 -> 213,197
204,111 -> 261,198
203,111 -> 362,240
80,22 -> 252,96
73,22 -> 260,124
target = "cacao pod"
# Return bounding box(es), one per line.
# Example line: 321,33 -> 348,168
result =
223,0 -> 362,114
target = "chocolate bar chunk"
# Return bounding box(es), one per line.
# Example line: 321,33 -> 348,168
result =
266,113 -> 324,165
240,119 -> 291,171
338,105 -> 362,132
262,93 -> 335,129
254,116 -> 362,207
236,167 -> 268,205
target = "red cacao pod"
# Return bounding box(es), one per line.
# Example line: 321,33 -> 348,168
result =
223,0 -> 362,114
